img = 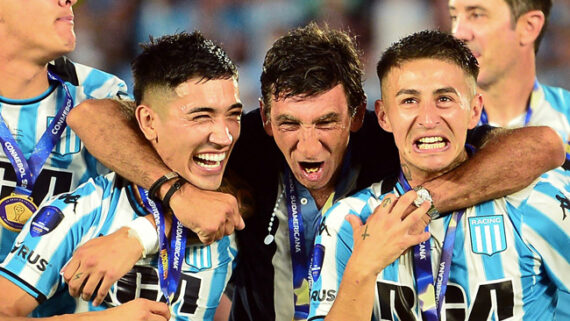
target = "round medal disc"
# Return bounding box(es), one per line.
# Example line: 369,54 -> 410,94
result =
0,193 -> 37,232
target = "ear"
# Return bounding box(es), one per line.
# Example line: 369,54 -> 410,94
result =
259,99 -> 273,136
350,101 -> 366,132
375,99 -> 392,133
135,104 -> 159,142
468,93 -> 484,129
516,10 -> 545,48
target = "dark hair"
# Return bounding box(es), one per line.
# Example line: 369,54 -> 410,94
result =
132,31 -> 237,105
504,0 -> 552,52
260,22 -> 365,117
376,30 -> 479,94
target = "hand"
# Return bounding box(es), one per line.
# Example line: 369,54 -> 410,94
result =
62,226 -> 142,306
92,298 -> 170,321
169,182 -> 245,245
346,191 -> 431,276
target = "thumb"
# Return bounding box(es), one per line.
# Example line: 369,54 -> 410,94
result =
345,214 -> 363,231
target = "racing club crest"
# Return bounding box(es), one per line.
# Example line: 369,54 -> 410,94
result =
468,215 -> 507,256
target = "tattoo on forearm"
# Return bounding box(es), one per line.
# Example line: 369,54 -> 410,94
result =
402,164 -> 412,181
382,198 -> 392,208
362,225 -> 370,240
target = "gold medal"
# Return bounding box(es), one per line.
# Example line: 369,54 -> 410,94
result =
0,193 -> 38,232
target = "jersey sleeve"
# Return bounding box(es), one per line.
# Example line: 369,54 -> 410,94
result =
0,175 -> 113,303
513,169 -> 570,293
309,189 -> 378,320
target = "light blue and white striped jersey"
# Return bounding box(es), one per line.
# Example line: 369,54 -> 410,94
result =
309,168 -> 570,321
0,57 -> 128,261
0,172 -> 237,321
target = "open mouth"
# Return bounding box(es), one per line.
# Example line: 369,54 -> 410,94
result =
414,136 -> 449,151
299,161 -> 324,180
194,152 -> 226,169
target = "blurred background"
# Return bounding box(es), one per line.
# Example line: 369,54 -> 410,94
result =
72,0 -> 570,111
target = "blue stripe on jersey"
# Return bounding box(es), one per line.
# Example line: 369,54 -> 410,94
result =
17,102 -> 40,156
82,70 -> 111,97
451,217 -> 469,305
474,203 -> 506,282
0,229 -> 18,261
206,256 -> 233,318
543,85 -> 570,116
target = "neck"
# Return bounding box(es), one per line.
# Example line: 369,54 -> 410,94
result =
0,48 -> 52,99
401,151 -> 469,189
478,55 -> 536,127
309,186 -> 335,210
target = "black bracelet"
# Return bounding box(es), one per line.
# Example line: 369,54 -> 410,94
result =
148,172 -> 179,202
162,178 -> 187,210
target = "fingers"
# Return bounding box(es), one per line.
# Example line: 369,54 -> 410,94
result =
67,269 -> 88,298
80,271 -> 104,301
61,258 -> 80,284
389,191 -> 417,219
345,214 -> 364,231
147,300 -> 171,320
92,272 -> 117,306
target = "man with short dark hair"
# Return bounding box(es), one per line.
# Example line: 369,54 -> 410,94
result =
309,30 -> 570,321
0,31 -> 242,321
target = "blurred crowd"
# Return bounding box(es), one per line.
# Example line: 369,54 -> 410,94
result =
71,0 -> 570,111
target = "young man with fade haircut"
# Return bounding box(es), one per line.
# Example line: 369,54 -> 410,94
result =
0,0 -> 131,261
308,30 -> 570,321
62,24 -> 564,321
0,31 -> 243,321
449,0 -> 570,160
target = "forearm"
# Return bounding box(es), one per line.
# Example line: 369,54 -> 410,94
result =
324,262 -> 376,321
425,126 -> 564,212
68,98 -> 170,190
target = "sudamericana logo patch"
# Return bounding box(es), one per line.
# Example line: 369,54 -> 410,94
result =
30,206 -> 65,237
468,215 -> 507,256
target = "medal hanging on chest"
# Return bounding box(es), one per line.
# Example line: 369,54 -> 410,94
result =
0,71 -> 73,231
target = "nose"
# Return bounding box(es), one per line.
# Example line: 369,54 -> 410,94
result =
417,101 -> 440,128
296,125 -> 321,158
59,0 -> 77,7
208,120 -> 233,146
451,15 -> 473,42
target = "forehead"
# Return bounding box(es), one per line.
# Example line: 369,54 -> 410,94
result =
383,58 -> 473,96
449,0 -> 509,11
169,77 -> 240,111
270,84 -> 350,120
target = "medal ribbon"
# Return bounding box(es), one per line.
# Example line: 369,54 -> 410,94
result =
397,172 -> 464,320
284,169 -> 310,319
480,80 -> 537,127
138,187 -> 187,305
0,71 -> 74,196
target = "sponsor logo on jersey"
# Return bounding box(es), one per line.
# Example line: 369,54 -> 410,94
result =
310,289 -> 336,302
468,215 -> 507,255
556,194 -> 569,220
30,206 -> 64,237
10,241 -> 49,272
311,244 -> 325,283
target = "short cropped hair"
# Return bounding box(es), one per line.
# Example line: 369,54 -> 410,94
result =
132,31 -> 237,106
504,0 -> 552,52
376,30 -> 479,95
260,22 -> 365,117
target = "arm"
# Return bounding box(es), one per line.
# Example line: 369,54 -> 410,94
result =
425,126 -> 565,212
0,276 -> 169,321
67,98 -> 244,243
310,192 -> 429,321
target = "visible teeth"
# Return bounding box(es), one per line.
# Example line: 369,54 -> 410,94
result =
418,136 -> 443,143
418,142 -> 446,150
195,153 -> 226,162
305,167 -> 319,173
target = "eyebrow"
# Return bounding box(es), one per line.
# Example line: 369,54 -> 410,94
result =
187,102 -> 243,114
434,87 -> 459,95
275,112 -> 340,124
395,89 -> 421,97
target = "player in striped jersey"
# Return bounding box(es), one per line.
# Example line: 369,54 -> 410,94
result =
0,31 -> 242,320
309,31 -> 570,321
449,0 -> 570,162
0,0 -> 128,262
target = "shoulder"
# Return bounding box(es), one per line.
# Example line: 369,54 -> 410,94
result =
539,83 -> 570,115
50,57 -> 128,99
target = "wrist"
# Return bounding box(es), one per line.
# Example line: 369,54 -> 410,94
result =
127,216 -> 159,257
